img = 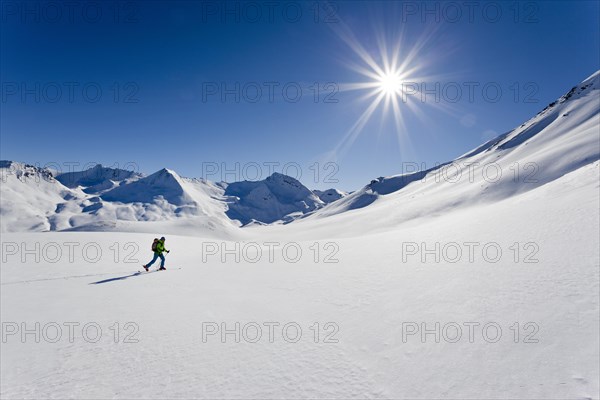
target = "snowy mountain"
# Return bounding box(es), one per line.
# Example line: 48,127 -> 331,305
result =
223,172 -> 325,225
101,168 -> 193,206
0,163 -> 237,234
0,165 -> 330,232
56,164 -> 142,194
0,161 -> 82,232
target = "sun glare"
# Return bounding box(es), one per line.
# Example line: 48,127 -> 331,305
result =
378,71 -> 403,96
328,21 -> 444,160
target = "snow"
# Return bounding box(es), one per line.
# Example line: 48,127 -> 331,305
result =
0,167 -> 329,231
305,69 -> 600,225
101,168 -> 195,207
1,72 -> 599,398
56,164 -> 142,194
0,161 -> 81,232
314,188 -> 348,204
224,172 -> 324,224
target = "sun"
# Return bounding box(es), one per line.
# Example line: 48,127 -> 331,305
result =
327,21 -> 443,160
377,71 -> 403,97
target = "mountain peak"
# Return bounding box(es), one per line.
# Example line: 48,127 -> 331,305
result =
145,168 -> 183,184
224,172 -> 324,225
55,163 -> 141,194
0,160 -> 56,183
101,167 -> 190,206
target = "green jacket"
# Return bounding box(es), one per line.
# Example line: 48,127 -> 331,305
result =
155,240 -> 168,254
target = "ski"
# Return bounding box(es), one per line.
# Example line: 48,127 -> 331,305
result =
137,267 -> 181,273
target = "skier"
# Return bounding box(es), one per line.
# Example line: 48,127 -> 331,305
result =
143,237 -> 170,271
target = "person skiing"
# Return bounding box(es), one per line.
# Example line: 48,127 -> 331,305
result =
143,237 -> 170,271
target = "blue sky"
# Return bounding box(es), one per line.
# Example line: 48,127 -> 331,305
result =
1,0 -> 598,190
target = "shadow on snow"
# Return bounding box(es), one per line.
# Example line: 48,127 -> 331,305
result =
89,271 -> 154,285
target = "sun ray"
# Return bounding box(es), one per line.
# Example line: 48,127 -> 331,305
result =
327,15 -> 453,163
338,82 -> 382,93
329,19 -> 386,78
333,90 -> 386,158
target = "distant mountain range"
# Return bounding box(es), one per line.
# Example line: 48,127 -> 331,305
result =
0,159 -> 347,232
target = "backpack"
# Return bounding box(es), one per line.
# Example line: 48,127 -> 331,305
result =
151,239 -> 159,252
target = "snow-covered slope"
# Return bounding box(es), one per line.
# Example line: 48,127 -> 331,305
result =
301,70 -> 600,233
1,160 -> 598,399
0,161 -> 83,232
